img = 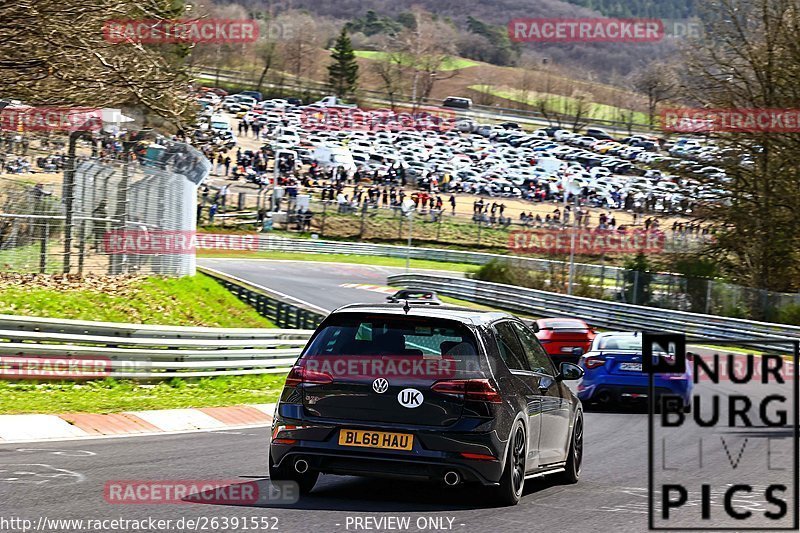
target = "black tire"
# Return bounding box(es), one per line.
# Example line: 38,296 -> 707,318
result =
268,457 -> 319,495
558,412 -> 583,484
491,421 -> 526,506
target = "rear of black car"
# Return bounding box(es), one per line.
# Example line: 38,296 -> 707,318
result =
269,309 -> 513,489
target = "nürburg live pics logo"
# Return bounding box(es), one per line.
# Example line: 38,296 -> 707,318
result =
646,333 -> 798,530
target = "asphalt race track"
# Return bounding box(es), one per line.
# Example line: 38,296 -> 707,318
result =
197,258 -> 464,313
2,259 -> 795,532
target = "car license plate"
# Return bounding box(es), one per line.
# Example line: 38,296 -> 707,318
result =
338,429 -> 413,451
619,362 -> 643,371
560,346 -> 576,353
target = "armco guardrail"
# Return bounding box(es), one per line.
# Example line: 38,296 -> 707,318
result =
199,265 -> 328,329
386,273 -> 800,350
0,316 -> 312,380
0,314 -> 312,340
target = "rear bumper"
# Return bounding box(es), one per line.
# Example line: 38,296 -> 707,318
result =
270,409 -> 506,485
272,446 -> 502,485
577,376 -> 691,406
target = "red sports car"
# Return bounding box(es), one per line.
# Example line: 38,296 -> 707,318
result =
534,318 -> 596,365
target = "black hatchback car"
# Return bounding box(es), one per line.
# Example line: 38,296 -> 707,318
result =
269,304 -> 585,506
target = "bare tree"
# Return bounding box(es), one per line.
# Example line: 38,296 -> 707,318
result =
369,38 -> 405,108
565,90 -> 593,132
397,9 -> 460,109
280,12 -> 322,83
0,0 -> 196,127
631,62 -> 678,127
677,0 -> 800,294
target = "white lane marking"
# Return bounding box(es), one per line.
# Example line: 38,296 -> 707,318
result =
0,423 -> 271,445
0,414 -> 89,441
199,265 -> 332,313
15,449 -> 96,457
340,283 -> 397,295
0,464 -> 85,486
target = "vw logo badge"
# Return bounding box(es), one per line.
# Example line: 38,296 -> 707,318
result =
372,378 -> 389,394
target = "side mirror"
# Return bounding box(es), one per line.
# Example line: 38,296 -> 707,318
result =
530,322 -> 540,333
558,362 -> 584,381
572,347 -> 584,358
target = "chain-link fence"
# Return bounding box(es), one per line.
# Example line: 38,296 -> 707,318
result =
0,139 -> 207,276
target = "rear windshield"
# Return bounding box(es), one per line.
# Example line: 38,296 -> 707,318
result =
596,336 -> 641,351
306,315 -> 477,357
302,315 -> 481,378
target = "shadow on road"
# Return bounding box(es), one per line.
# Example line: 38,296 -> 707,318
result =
189,474 -> 564,512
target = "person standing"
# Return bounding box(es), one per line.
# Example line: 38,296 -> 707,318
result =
449,194 -> 456,215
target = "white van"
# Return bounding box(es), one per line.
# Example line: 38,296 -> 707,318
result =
312,145 -> 356,173
534,157 -> 565,176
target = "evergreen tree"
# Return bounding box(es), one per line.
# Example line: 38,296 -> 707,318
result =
328,27 -> 359,98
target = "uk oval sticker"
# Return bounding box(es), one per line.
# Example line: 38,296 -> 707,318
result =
397,388 -> 423,408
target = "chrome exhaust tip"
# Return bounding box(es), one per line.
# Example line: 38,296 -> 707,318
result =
444,471 -> 461,486
294,458 -> 309,474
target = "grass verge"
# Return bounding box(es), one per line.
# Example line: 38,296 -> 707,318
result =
354,50 -> 479,71
0,375 -> 287,415
198,250 -> 478,273
468,85 -> 649,125
0,273 -> 274,327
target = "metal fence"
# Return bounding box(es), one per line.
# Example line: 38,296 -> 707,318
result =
0,314 -> 310,380
200,266 -> 326,329
386,273 -> 800,351
200,196 -> 710,253
0,137 -> 207,276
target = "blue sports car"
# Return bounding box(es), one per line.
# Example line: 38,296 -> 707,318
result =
575,332 -> 692,410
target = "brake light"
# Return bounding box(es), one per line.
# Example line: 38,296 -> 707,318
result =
584,357 -> 606,369
432,379 -> 502,403
460,452 -> 497,461
284,365 -> 333,387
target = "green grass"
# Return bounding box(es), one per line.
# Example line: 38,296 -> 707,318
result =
0,375 -> 287,415
468,85 -> 649,125
0,273 -> 275,327
198,250 -> 478,273
0,241 -> 62,274
354,50 -> 479,71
